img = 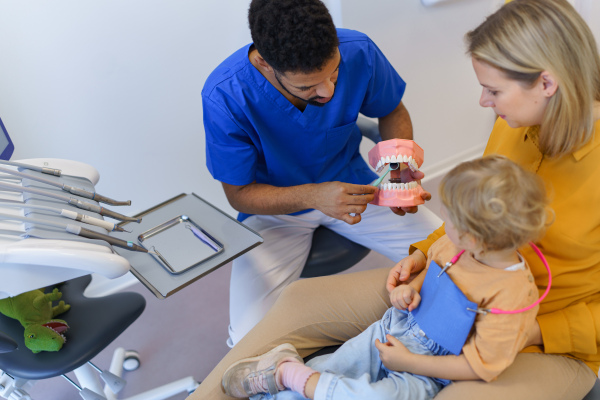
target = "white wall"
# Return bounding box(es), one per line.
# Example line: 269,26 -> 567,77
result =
345,0 -> 497,179
0,1 -> 252,216
0,1 -> 597,218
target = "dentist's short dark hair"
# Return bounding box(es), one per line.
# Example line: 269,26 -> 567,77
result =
248,0 -> 339,74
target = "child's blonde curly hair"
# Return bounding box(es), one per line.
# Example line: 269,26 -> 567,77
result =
439,155 -> 551,252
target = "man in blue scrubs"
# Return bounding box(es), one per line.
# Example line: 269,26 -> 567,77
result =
202,0 -> 441,347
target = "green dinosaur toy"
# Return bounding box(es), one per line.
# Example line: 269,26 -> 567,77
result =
0,288 -> 70,353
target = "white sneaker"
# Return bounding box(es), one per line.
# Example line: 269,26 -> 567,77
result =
222,343 -> 303,397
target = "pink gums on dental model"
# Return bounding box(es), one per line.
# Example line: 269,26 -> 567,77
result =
368,139 -> 426,208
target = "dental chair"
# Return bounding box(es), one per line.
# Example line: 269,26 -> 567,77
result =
300,116 -> 379,279
0,116 -> 198,399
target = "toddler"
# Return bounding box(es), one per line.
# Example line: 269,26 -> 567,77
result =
222,155 -> 551,400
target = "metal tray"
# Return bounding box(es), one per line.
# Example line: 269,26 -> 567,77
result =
138,215 -> 223,274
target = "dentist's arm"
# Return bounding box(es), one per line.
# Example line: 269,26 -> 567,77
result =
222,181 -> 375,225
378,101 -> 413,141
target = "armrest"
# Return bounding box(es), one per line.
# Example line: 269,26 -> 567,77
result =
0,239 -> 131,298
0,239 -> 130,278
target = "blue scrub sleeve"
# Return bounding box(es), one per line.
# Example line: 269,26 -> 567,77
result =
359,40 -> 406,119
203,97 -> 258,186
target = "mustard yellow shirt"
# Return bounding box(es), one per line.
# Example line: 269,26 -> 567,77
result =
411,118 -> 600,374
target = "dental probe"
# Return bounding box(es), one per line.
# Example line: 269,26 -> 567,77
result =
371,163 -> 399,187
0,160 -> 61,176
0,212 -> 148,253
0,201 -> 126,232
0,181 -> 141,223
0,165 -> 131,206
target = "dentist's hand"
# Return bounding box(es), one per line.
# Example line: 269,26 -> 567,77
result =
313,181 -> 375,225
386,250 -> 427,292
388,168 -> 431,216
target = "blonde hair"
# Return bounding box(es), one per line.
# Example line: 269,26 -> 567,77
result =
466,0 -> 600,158
440,155 -> 550,252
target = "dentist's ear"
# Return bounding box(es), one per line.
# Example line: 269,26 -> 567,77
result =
540,71 -> 558,97
253,52 -> 275,73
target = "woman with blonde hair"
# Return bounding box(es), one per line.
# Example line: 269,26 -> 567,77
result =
189,1 -> 600,398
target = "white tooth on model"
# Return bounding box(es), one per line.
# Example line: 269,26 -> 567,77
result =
403,155 -> 408,163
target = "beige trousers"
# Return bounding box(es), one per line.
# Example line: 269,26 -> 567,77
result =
187,267 -> 597,400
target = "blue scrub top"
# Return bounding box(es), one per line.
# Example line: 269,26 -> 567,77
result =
202,28 -> 406,221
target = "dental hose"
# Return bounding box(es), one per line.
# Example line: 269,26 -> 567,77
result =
0,165 -> 131,206
0,181 -> 141,223
0,201 -> 126,232
0,160 -> 62,176
0,212 -> 147,253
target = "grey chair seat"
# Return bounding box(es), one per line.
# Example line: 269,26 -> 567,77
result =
0,330 -> 17,353
583,379 -> 600,400
301,226 -> 370,278
0,275 -> 145,380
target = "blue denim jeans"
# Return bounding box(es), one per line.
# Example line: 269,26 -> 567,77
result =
253,308 -> 450,400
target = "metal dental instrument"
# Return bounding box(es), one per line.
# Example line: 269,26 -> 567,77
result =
371,162 -> 399,187
0,212 -> 147,253
151,246 -> 170,265
0,181 -> 141,223
0,165 -> 131,206
185,223 -> 221,252
0,159 -> 61,176
0,201 -> 127,232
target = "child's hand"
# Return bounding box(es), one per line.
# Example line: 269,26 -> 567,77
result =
386,250 -> 427,292
389,284 -> 421,311
374,334 -> 414,372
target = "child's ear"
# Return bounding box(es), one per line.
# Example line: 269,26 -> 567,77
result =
461,232 -> 480,251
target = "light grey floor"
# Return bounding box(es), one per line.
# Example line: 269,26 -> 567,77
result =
25,250 -> 397,400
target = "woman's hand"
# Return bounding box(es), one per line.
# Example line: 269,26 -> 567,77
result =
389,284 -> 421,311
386,250 -> 427,293
375,334 -> 414,372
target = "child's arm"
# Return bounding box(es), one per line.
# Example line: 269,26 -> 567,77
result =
375,334 -> 479,381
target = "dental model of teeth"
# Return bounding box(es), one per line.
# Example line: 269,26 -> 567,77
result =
367,139 -> 427,208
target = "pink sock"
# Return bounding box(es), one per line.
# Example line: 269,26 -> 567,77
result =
277,360 -> 318,397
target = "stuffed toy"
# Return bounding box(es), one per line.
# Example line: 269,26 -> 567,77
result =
0,288 -> 70,353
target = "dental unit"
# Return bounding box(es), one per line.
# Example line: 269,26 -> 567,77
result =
368,139 -> 426,207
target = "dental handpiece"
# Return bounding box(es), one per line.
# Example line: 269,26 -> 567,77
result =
0,201 -> 125,232
0,165 -> 131,206
0,181 -> 141,223
0,212 -> 146,253
65,225 -> 148,253
0,159 -> 61,176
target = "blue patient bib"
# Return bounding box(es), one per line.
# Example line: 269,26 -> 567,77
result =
411,261 -> 477,355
